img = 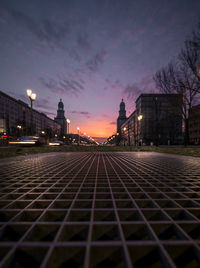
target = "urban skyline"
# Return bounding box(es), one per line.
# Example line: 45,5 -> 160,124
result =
1,0 -> 200,138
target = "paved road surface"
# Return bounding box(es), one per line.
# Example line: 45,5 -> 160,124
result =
0,152 -> 200,268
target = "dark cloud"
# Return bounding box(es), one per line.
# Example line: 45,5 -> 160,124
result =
0,4 -> 73,52
35,98 -> 52,110
123,76 -> 156,101
110,121 -> 116,125
123,83 -> 142,100
39,76 -> 84,96
69,111 -> 91,118
86,50 -> 107,72
39,110 -> 56,119
68,49 -> 82,62
77,32 -> 90,50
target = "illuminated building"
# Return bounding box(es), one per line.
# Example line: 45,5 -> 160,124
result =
119,94 -> 183,145
0,90 -> 61,137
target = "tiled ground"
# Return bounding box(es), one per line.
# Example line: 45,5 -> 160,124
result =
0,152 -> 200,268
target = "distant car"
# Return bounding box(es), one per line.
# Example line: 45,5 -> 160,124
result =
9,136 -> 45,146
49,140 -> 64,146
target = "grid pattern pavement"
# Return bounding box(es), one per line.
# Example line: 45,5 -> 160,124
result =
0,152 -> 200,268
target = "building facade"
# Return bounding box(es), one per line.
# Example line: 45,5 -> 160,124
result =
54,99 -> 67,136
189,105 -> 200,144
0,90 -> 61,137
120,94 -> 183,145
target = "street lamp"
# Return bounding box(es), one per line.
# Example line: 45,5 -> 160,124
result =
66,119 -> 70,134
17,125 -> 22,137
26,89 -> 36,135
137,114 -> 143,146
77,127 -> 80,145
123,127 -> 127,146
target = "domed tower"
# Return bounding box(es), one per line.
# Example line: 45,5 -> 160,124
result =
54,99 -> 66,136
117,99 -> 127,132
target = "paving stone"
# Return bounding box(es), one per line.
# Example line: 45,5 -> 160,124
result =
0,152 -> 200,267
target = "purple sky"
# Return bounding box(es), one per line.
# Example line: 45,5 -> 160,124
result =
0,0 -> 200,139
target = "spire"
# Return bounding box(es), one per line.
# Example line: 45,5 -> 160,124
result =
119,99 -> 126,117
117,99 -> 127,132
58,99 -> 64,110
54,99 -> 66,135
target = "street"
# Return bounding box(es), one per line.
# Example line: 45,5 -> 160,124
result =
0,152 -> 200,267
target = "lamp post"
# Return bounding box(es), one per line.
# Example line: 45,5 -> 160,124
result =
123,127 -> 127,146
17,125 -> 22,137
66,119 -> 70,134
26,89 -> 36,135
137,114 -> 143,146
77,127 -> 80,145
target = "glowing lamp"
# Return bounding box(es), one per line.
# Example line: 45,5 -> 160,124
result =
138,115 -> 143,121
31,93 -> 37,101
26,89 -> 32,97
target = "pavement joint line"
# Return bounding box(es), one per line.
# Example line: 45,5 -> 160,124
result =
0,152 -> 200,267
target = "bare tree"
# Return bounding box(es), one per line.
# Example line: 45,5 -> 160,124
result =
179,22 -> 200,89
179,45 -> 200,92
154,60 -> 199,145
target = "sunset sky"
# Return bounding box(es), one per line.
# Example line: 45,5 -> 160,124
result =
0,0 -> 200,139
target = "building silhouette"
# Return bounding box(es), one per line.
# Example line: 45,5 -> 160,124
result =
119,94 -> 183,145
189,104 -> 200,144
117,99 -> 127,133
54,99 -> 67,136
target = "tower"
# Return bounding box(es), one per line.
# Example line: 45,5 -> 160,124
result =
117,99 -> 127,132
54,99 -> 67,136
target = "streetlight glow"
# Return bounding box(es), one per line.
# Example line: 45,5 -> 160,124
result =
77,127 -> 80,145
66,119 -> 70,135
26,89 -> 32,97
26,88 -> 36,135
31,93 -> 37,101
123,127 -> 127,131
138,114 -> 143,121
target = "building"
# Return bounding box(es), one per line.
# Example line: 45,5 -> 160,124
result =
0,90 -> 61,137
189,104 -> 200,144
117,99 -> 127,133
54,99 -> 67,136
120,111 -> 137,146
119,94 -> 183,145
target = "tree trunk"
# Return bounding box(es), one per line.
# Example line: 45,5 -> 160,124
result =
184,118 -> 190,146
